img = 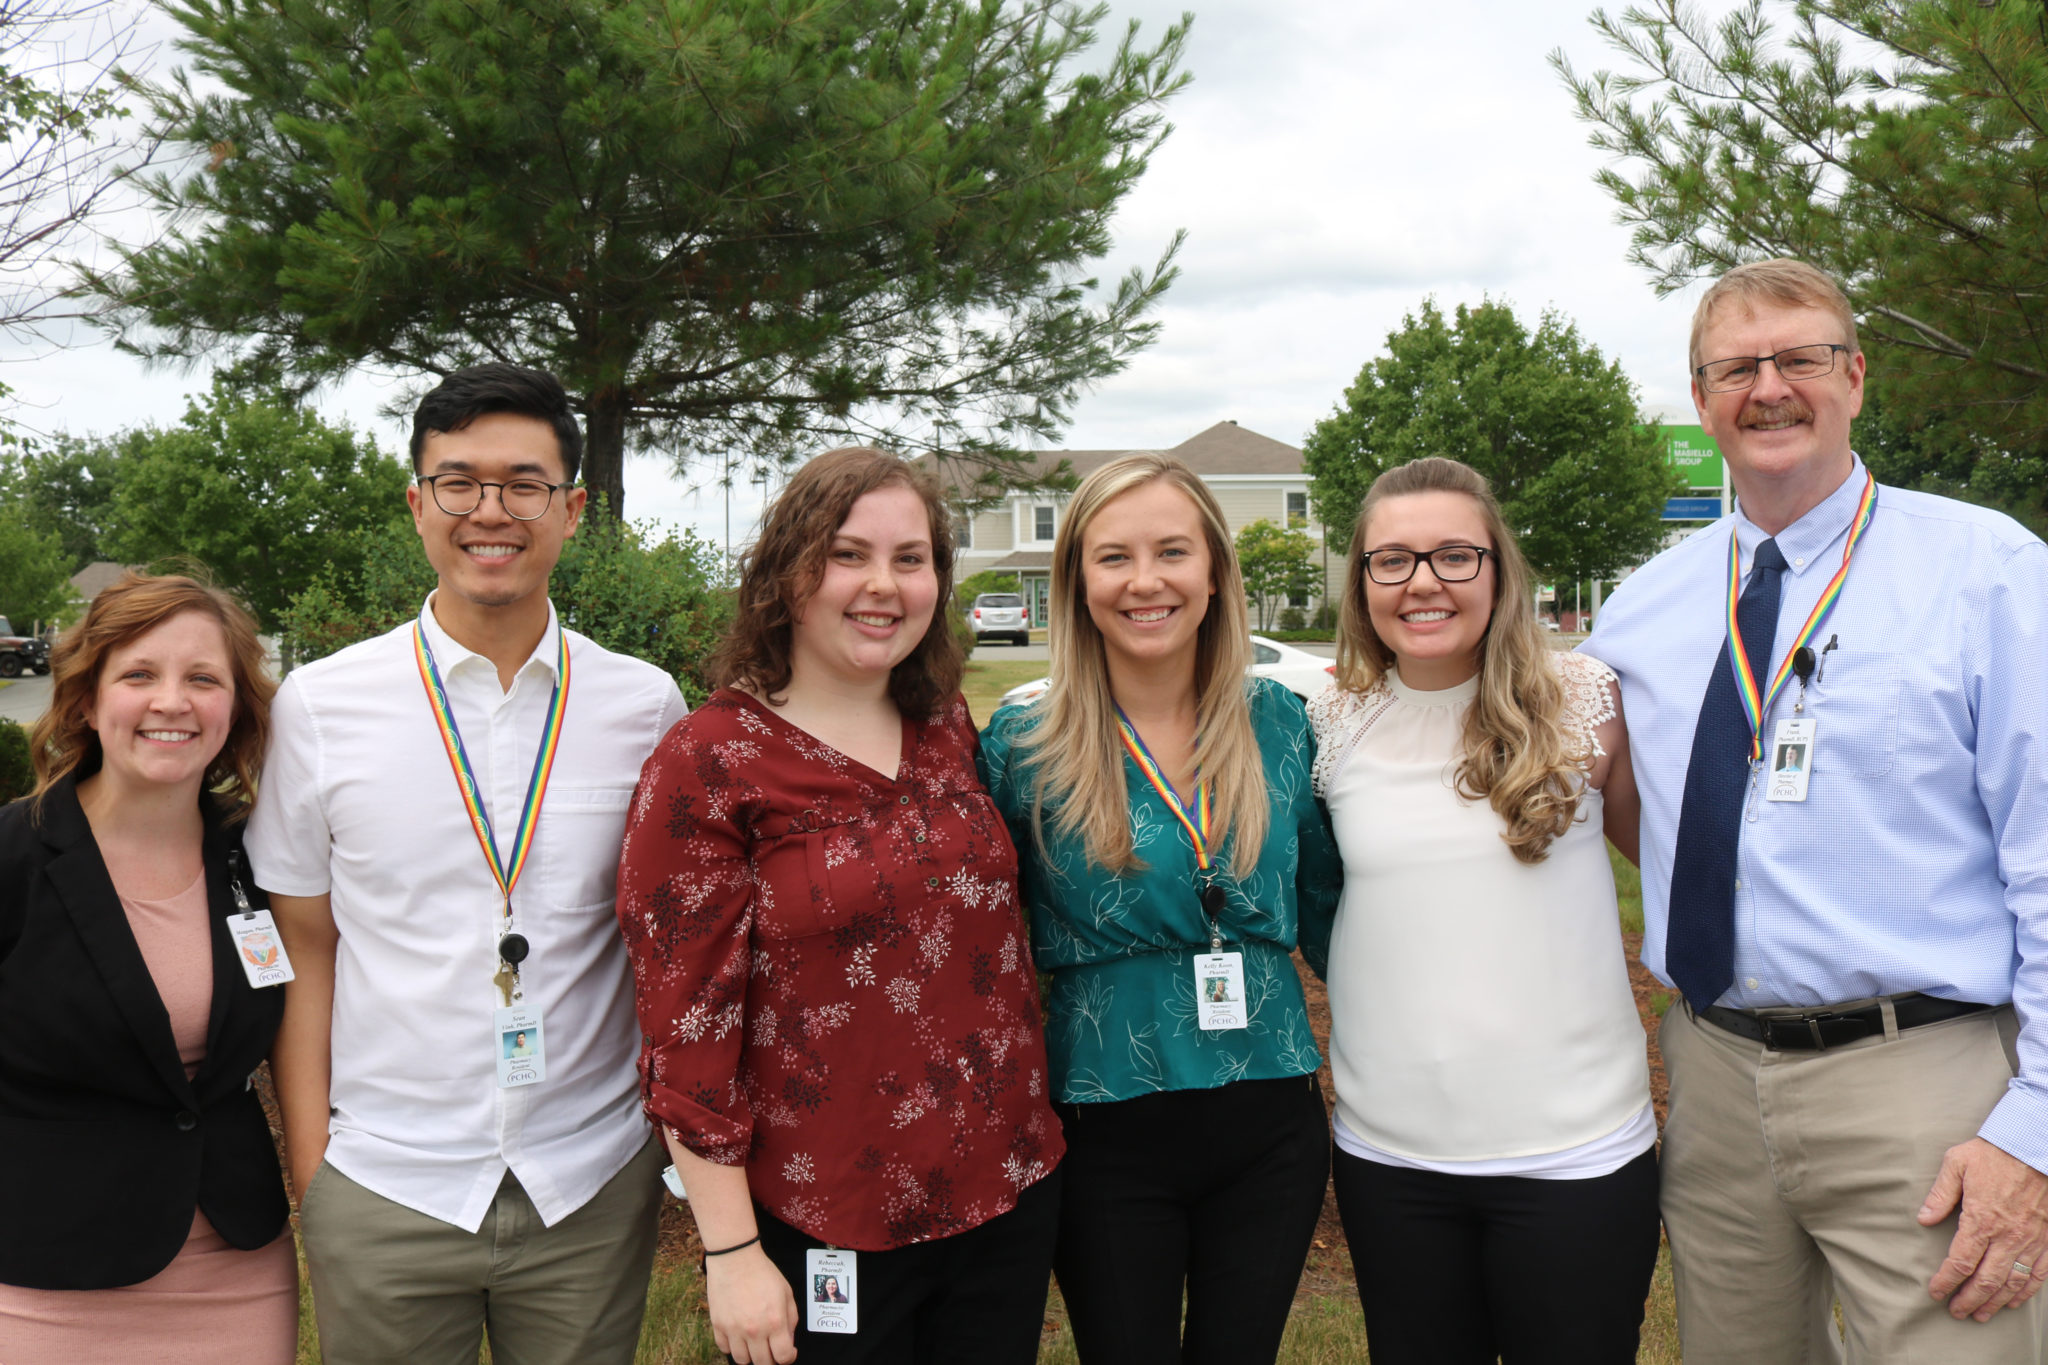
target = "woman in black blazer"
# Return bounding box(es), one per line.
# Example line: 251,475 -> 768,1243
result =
0,573 -> 294,1365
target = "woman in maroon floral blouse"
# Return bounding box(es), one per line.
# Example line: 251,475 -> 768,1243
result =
617,447 -> 1064,1365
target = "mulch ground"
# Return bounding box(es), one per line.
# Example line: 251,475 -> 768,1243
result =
651,937 -> 1674,1301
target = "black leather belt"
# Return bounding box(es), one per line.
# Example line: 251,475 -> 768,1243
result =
1698,993 -> 1992,1052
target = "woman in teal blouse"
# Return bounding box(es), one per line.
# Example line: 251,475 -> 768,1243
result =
978,452 -> 1341,1365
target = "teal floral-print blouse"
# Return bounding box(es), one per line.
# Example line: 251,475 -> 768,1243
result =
978,678 -> 1342,1104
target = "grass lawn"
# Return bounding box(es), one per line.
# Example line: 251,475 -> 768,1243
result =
960,658 -> 1048,726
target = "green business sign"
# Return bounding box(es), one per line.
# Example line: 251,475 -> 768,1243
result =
1661,424 -> 1724,490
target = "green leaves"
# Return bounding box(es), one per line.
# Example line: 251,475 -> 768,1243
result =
1233,518 -> 1318,631
1557,0 -> 2048,455
1302,299 -> 1679,585
100,382 -> 413,632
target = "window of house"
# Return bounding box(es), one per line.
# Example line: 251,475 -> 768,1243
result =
1286,491 -> 1309,528
1034,505 -> 1056,541
956,514 -> 972,549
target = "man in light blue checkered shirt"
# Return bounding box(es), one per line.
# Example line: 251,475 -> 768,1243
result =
1585,260 -> 2048,1362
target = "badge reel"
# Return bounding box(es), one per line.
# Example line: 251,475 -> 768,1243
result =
226,852 -> 293,989
805,1248 -> 858,1334
493,930 -> 546,1089
1192,883 -> 1247,1032
1765,645 -> 1820,805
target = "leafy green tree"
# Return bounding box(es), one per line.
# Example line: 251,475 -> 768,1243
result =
1233,518 -> 1318,631
1303,299 -> 1681,587
955,570 -> 1022,614
88,0 -> 1191,519
0,501 -> 76,623
280,504 -> 735,700
103,383 -> 412,632
1856,385 -> 2047,539
1555,0 -> 2048,453
0,434 -> 125,571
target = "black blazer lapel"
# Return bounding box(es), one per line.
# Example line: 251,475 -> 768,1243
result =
39,779 -> 199,1108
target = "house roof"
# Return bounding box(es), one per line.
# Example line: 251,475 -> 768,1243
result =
983,551 -> 1054,573
1166,421 -> 1305,476
926,422 -> 1304,495
69,562 -> 134,601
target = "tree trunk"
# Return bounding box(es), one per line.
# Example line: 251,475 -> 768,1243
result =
584,392 -> 628,520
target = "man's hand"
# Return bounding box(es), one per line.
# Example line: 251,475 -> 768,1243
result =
1919,1137 -> 2048,1321
705,1245 -> 799,1364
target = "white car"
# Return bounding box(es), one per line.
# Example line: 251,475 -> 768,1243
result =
996,635 -> 1335,709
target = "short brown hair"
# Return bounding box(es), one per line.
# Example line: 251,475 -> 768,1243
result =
1690,258 -> 1858,371
711,447 -> 963,717
29,572 -> 275,818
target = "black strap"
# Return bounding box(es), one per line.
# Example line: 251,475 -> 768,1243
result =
1698,993 -> 1991,1051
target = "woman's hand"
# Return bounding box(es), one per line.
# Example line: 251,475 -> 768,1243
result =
705,1243 -> 800,1363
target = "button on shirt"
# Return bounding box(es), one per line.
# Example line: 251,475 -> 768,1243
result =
1583,458 -> 2048,1169
246,600 -> 686,1230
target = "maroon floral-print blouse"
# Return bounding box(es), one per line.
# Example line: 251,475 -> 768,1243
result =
617,689 -> 1064,1251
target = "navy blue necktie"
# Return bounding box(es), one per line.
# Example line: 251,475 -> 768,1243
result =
1667,537 -> 1787,1007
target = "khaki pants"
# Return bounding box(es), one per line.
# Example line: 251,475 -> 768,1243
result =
300,1136 -> 664,1365
1661,1002 -> 2047,1364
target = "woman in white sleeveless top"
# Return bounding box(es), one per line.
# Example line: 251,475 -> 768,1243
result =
1307,457 -> 1658,1364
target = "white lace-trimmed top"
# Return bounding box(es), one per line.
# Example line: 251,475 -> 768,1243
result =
1307,651 -> 1655,1177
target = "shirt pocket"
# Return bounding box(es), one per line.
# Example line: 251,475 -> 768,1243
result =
753,820 -> 884,942
540,785 -> 637,909
1808,650 -> 1901,777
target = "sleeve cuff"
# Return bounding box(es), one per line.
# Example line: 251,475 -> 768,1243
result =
1978,1086 -> 2048,1177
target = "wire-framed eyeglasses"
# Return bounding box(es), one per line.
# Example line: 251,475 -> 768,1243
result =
1694,343 -> 1850,393
417,474 -> 574,520
1362,545 -> 1491,586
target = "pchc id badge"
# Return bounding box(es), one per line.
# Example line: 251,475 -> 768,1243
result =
1193,951 -> 1248,1031
805,1248 -> 857,1334
1766,718 -> 1816,803
494,1005 -> 546,1088
228,909 -> 294,988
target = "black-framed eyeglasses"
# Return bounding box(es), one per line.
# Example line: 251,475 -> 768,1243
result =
1694,343 -> 1850,393
417,474 -> 574,521
1362,545 -> 1491,586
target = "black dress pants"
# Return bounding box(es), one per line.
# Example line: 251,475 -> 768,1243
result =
1334,1144 -> 1661,1365
1052,1074 -> 1330,1365
747,1163 -> 1062,1365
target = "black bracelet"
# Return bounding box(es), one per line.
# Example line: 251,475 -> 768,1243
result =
703,1234 -> 761,1258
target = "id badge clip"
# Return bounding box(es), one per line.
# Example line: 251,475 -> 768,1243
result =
495,1005 -> 547,1088
226,852 -> 293,988
806,1248 -> 858,1334
1195,882 -> 1246,1031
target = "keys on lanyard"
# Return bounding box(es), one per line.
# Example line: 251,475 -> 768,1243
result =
413,616 -> 568,1086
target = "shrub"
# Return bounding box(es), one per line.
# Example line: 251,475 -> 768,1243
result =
0,718 -> 31,804
1277,606 -> 1307,631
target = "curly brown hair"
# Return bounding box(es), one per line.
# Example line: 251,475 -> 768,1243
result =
710,447 -> 963,717
29,572 -> 275,819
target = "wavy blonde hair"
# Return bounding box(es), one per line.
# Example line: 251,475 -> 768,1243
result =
1335,457 -> 1587,864
1012,453 -> 1268,876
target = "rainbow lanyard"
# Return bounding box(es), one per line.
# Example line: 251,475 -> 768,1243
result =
1113,704 -> 1212,871
1724,470 -> 1877,762
413,617 -> 571,916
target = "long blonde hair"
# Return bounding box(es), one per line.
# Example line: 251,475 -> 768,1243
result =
1013,453 -> 1268,876
1335,457 -> 1586,864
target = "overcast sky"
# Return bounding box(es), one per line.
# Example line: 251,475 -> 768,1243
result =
2,0 -> 1708,547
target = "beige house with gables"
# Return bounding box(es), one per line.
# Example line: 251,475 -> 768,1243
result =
948,421 -> 1344,627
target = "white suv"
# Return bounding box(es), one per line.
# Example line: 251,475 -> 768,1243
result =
968,593 -> 1030,646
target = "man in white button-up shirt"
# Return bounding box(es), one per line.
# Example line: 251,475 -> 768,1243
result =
250,365 -> 686,1365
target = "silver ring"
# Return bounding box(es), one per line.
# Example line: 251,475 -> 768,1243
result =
2014,1261 -> 2034,1278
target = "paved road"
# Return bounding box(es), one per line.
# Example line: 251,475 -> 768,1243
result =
0,673 -> 52,724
